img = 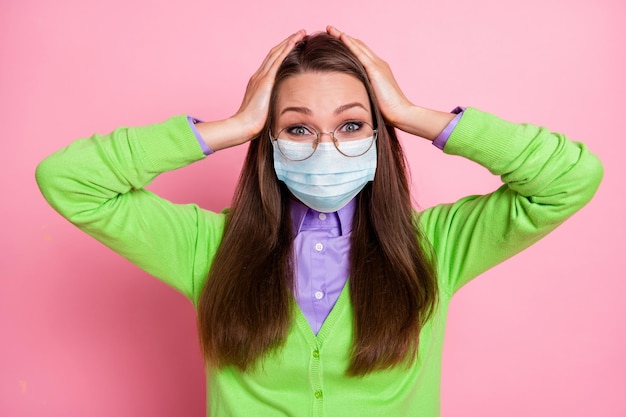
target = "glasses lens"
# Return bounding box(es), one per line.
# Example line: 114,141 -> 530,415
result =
334,121 -> 376,157
275,126 -> 317,161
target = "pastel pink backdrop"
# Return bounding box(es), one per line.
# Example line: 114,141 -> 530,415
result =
2,0 -> 624,415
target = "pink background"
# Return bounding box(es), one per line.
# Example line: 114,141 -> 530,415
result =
2,0 -> 624,415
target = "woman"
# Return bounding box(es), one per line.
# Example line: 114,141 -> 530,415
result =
36,27 -> 603,416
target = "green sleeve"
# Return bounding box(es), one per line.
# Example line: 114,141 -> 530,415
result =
35,115 -> 226,304
418,107 -> 604,295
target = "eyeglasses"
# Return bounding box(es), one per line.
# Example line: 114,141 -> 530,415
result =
270,120 -> 377,161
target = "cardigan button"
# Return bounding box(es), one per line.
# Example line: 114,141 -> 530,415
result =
312,349 -> 320,359
314,390 -> 323,399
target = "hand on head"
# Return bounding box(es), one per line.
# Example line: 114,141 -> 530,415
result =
326,26 -> 414,128
233,29 -> 306,142
230,27 -> 416,151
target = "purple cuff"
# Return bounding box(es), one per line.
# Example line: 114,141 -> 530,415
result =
187,116 -> 214,155
432,106 -> 465,151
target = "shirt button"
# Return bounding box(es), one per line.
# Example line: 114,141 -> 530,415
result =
318,213 -> 327,220
314,242 -> 324,252
314,291 -> 324,300
314,390 -> 323,399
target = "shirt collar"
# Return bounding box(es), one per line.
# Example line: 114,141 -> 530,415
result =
289,197 -> 357,236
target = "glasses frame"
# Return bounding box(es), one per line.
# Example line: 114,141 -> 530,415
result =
269,121 -> 378,161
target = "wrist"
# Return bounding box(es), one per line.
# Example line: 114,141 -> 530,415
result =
393,106 -> 456,141
195,117 -> 257,152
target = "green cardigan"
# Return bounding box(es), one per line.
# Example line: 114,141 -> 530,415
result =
36,108 -> 603,416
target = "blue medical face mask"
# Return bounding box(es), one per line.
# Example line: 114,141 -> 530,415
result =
272,137 -> 377,213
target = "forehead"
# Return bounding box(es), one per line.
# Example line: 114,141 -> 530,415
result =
275,71 -> 369,113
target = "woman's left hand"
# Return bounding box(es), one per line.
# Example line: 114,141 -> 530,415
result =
326,25 -> 414,129
327,26 -> 456,141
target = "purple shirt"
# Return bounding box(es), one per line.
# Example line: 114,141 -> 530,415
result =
189,108 -> 464,334
290,198 -> 355,334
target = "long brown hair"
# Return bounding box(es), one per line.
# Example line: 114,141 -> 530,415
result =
197,33 -> 438,376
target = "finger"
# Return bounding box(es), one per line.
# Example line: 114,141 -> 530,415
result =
257,30 -> 305,76
326,26 -> 376,64
326,25 -> 342,38
342,33 -> 377,62
267,30 -> 304,61
254,34 -> 302,84
267,29 -> 305,70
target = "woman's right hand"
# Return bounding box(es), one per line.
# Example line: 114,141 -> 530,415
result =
197,30 -> 306,152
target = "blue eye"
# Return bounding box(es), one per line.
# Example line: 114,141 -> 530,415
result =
339,121 -> 363,134
287,125 -> 315,137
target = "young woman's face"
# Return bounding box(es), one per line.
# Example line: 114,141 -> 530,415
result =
273,71 -> 373,143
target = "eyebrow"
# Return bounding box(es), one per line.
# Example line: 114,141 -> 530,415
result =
280,106 -> 311,116
279,102 -> 368,116
333,102 -> 368,115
